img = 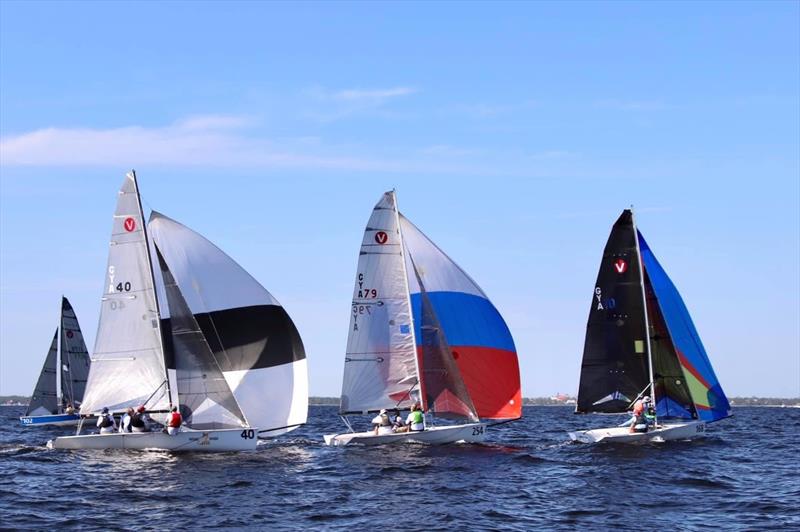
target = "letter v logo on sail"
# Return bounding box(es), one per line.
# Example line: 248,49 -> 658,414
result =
613,258 -> 627,274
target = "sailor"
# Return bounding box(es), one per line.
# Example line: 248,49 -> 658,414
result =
165,406 -> 183,435
391,409 -> 404,431
405,403 -> 425,432
64,403 -> 75,415
96,407 -> 117,434
627,397 -> 649,434
643,396 -> 657,427
371,409 -> 393,435
130,405 -> 150,433
118,407 -> 134,433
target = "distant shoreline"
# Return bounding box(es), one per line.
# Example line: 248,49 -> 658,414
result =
4,396 -> 798,408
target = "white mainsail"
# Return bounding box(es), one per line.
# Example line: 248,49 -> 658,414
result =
148,211 -> 308,434
80,172 -> 170,414
340,191 -> 419,414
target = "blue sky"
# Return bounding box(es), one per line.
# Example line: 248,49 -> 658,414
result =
1,1 -> 798,398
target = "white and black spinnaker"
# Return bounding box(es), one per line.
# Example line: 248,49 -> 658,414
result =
149,211 -> 308,438
570,209 -> 731,444
20,297 -> 91,427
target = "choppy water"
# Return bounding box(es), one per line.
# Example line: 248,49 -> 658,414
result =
1,405 -> 798,530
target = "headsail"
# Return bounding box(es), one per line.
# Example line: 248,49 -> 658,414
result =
156,246 -> 247,430
638,232 -> 731,422
26,329 -> 59,416
340,191 -> 419,414
148,211 -> 307,433
80,172 -> 170,414
59,297 -> 91,408
576,210 -> 650,414
399,214 -> 521,420
409,255 -> 478,421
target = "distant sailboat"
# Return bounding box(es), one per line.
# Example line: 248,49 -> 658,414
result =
49,171 -> 307,452
569,209 -> 731,443
325,191 -> 521,446
20,297 -> 91,427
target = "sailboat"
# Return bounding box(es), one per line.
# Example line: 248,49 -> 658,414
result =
324,191 -> 521,446
20,297 -> 91,427
48,171 -> 307,452
569,209 -> 731,444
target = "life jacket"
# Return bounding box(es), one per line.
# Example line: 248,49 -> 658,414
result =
633,412 -> 648,433
167,412 -> 182,428
99,414 -> 114,428
378,414 -> 391,426
130,412 -> 146,428
409,410 -> 424,428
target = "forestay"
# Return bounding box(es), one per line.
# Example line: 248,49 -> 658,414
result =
60,297 -> 91,408
148,211 -> 307,433
340,191 -> 419,414
156,246 -> 247,430
26,330 -> 59,416
80,173 -> 170,414
399,215 -> 521,420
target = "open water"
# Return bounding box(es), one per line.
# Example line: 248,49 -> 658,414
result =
1,405 -> 797,530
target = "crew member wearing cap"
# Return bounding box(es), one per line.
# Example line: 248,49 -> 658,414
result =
96,407 -> 117,434
371,409 -> 393,435
628,396 -> 651,434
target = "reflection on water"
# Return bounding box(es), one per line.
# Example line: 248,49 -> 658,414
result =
0,405 -> 797,529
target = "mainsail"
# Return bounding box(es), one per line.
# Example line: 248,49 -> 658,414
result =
576,210 -> 651,414
148,211 -> 307,433
399,214 -> 521,420
25,330 -> 59,416
156,246 -> 247,430
340,191 -> 419,414
80,172 -> 170,414
59,296 -> 91,408
638,232 -> 731,422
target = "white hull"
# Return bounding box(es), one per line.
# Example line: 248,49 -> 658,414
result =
324,423 -> 487,446
568,421 -> 706,444
47,428 -> 259,452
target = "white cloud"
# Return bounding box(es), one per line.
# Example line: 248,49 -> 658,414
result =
595,99 -> 668,111
301,86 -> 418,122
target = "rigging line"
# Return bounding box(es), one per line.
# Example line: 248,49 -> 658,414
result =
626,383 -> 653,410
394,380 -> 419,409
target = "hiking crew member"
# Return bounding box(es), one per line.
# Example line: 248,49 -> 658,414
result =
371,409 -> 393,435
165,406 -> 182,435
406,403 -> 425,432
130,405 -> 149,433
97,407 -> 116,434
118,407 -> 134,433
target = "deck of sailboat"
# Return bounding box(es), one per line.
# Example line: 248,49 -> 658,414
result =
47,427 -> 258,452
324,422 -> 487,446
568,420 -> 705,444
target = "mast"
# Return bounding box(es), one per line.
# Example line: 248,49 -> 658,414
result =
631,206 -> 657,422
55,298 -> 63,413
393,190 -> 423,409
130,170 -> 173,407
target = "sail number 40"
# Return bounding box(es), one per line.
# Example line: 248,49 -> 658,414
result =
240,429 -> 255,440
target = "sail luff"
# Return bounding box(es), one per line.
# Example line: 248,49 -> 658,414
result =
631,208 -> 657,423
392,191 -> 422,407
131,170 -> 172,407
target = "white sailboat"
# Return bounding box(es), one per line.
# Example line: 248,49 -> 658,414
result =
324,191 -> 521,446
20,297 -> 91,427
569,209 -> 731,444
48,171 -> 307,452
